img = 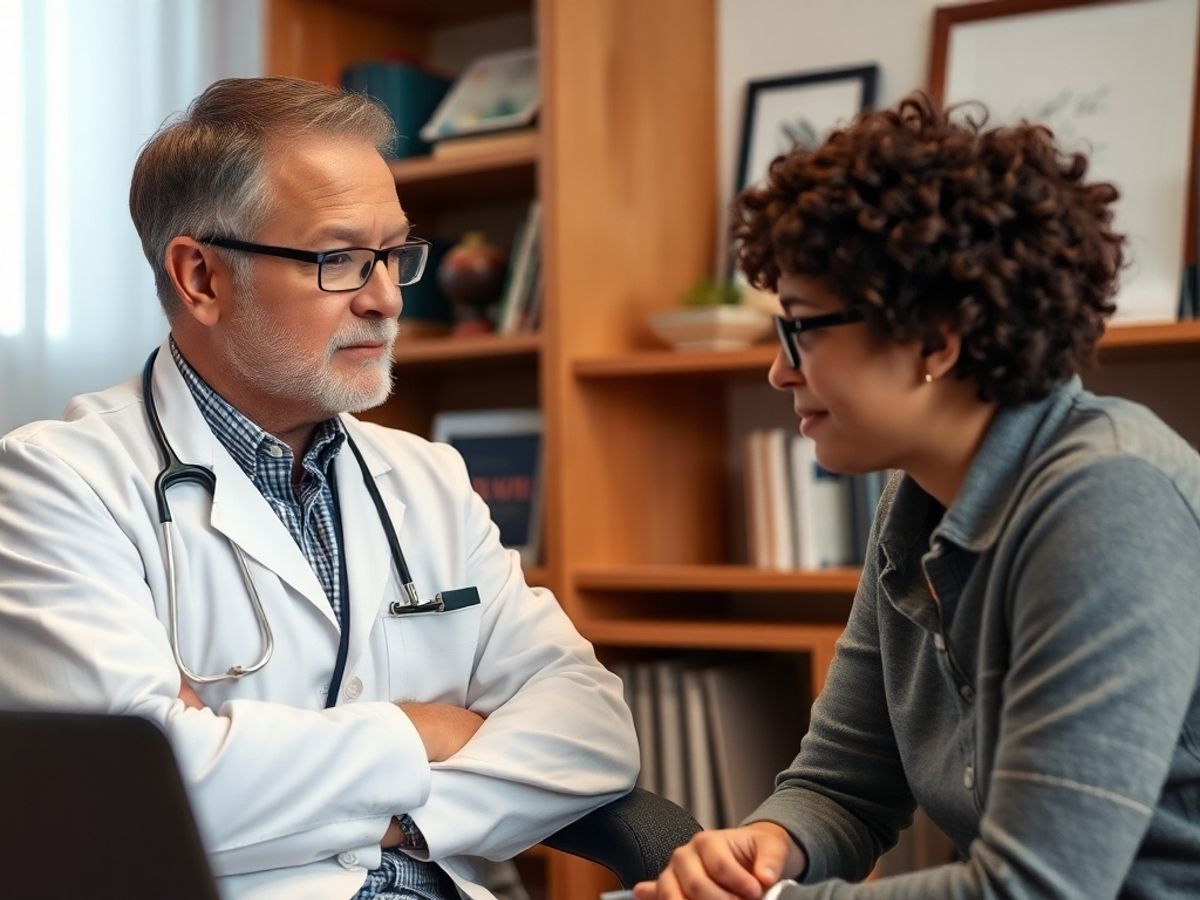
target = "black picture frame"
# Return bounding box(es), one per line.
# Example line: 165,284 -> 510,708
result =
734,64 -> 879,194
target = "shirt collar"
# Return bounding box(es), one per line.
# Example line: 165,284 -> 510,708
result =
878,376 -> 1084,560
169,337 -> 346,482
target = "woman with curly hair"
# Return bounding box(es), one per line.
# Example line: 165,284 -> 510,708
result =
636,93 -> 1200,899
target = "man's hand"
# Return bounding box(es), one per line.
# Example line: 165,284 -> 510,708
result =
179,681 -> 206,710
397,702 -> 485,762
632,822 -> 805,900
381,817 -> 405,849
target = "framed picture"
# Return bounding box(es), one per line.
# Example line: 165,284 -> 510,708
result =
420,47 -> 539,143
734,64 -> 879,193
929,0 -> 1200,323
432,409 -> 543,566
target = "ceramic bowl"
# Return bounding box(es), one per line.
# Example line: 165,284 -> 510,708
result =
647,305 -> 775,352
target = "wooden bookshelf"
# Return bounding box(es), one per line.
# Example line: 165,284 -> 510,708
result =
268,5 -> 716,896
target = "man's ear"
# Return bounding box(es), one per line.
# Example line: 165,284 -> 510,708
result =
164,237 -> 227,327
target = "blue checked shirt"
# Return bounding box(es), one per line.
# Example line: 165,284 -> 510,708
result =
171,341 -> 457,900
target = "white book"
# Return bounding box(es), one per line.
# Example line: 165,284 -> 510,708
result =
788,435 -> 818,569
654,659 -> 689,811
681,667 -> 720,829
743,430 -> 771,567
497,200 -> 541,334
810,458 -> 854,568
789,435 -> 854,568
763,429 -> 795,570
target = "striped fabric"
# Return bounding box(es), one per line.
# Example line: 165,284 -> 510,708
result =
169,340 -> 456,899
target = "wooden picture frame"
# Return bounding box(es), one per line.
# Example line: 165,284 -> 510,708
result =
929,0 -> 1200,322
734,64 -> 879,194
432,409 -> 544,566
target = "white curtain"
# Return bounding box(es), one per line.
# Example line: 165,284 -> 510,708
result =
1,0 -> 263,434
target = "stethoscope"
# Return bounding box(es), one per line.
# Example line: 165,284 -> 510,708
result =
142,348 -> 445,687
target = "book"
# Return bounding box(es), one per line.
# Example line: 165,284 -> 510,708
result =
632,663 -> 659,793
763,429 -> 794,570
702,659 -> 807,826
743,430 -> 769,567
432,410 -> 543,565
496,201 -> 541,335
654,660 -> 689,810
788,434 -> 854,568
681,667 -> 721,829
430,127 -> 536,161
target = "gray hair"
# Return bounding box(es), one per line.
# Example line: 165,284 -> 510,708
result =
129,77 -> 397,316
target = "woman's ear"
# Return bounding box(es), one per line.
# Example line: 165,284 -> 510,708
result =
920,322 -> 962,382
164,237 -> 225,327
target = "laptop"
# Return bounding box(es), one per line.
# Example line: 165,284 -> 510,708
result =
0,710 -> 221,900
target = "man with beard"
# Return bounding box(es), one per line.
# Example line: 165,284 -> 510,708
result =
0,77 -> 638,900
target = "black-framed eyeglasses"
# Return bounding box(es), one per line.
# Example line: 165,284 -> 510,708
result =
200,236 -> 430,292
774,309 -> 865,368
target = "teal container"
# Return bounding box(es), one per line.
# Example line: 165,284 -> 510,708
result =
342,61 -> 452,159
400,239 -> 454,327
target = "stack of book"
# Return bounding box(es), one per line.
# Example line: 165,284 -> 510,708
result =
743,429 -> 889,570
495,200 -> 543,334
610,657 -> 808,830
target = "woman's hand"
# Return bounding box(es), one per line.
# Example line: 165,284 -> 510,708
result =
633,822 -> 805,900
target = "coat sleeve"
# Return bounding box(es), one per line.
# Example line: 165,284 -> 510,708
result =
404,444 -> 640,862
755,456 -> 1200,899
0,434 -> 432,876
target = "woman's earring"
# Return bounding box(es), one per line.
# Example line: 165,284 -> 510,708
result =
924,373 -> 934,384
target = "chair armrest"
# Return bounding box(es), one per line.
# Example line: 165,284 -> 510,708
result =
542,789 -> 701,888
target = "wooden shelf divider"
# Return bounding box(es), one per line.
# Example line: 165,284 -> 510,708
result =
574,319 -> 1200,378
576,564 -> 860,594
390,130 -> 539,207
583,618 -> 846,654
392,332 -> 541,368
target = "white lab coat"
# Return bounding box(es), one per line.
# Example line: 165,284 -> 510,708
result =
0,342 -> 639,900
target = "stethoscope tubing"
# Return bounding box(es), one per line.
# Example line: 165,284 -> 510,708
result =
142,348 -> 439,686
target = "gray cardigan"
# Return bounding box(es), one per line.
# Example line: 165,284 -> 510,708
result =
751,377 -> 1200,898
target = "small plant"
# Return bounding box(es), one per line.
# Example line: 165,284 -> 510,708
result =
680,277 -> 742,307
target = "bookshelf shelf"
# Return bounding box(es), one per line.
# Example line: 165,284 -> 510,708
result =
1099,319 -> 1200,359
337,0 -> 529,26
391,332 -> 541,368
574,319 -> 1200,378
389,130 -> 539,208
576,564 -> 860,594
574,344 -> 774,378
583,618 -> 845,654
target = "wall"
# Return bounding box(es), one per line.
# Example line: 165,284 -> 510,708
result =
717,0 -> 956,219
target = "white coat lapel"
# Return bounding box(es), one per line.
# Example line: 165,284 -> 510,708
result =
337,418 -> 407,676
150,342 -> 335,624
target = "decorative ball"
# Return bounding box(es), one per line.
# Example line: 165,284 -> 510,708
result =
437,231 -> 507,334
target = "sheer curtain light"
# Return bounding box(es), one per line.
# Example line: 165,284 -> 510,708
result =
2,0 -> 263,434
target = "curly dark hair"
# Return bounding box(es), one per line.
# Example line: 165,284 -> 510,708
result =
732,92 -> 1124,404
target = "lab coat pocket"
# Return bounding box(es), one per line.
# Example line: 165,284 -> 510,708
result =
382,601 -> 483,703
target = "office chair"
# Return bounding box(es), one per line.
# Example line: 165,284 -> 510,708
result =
543,787 -> 702,888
